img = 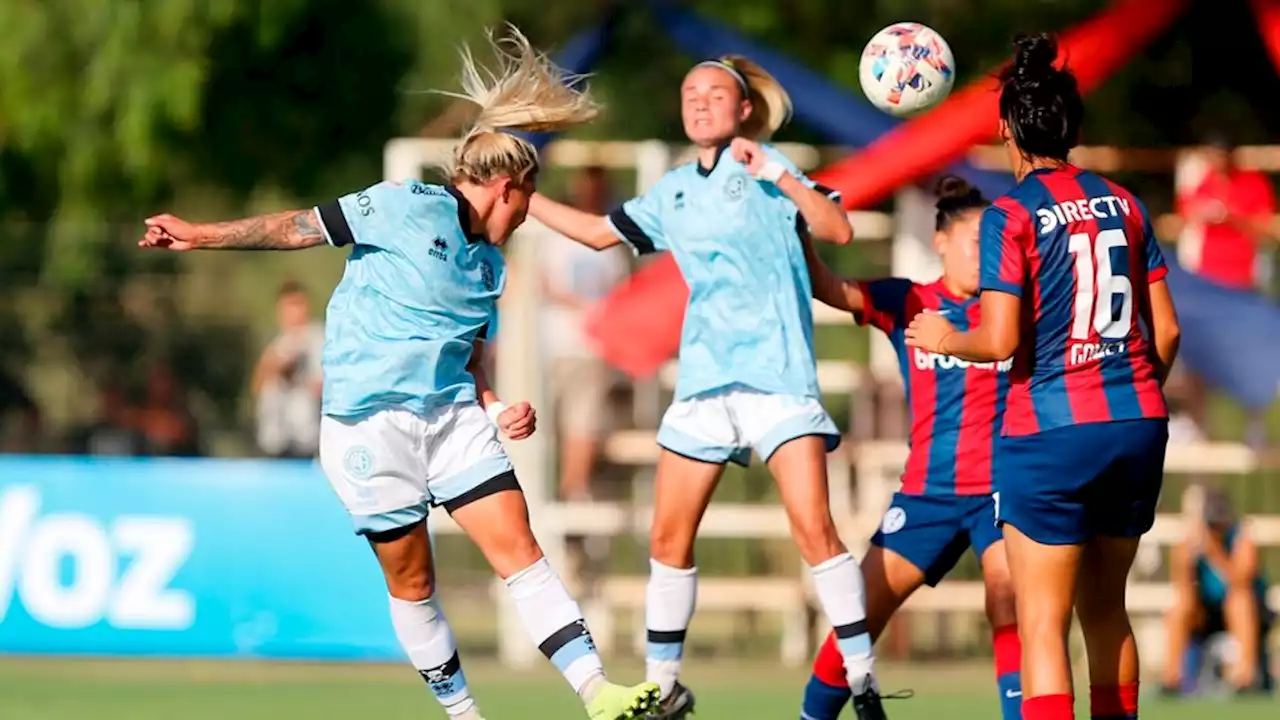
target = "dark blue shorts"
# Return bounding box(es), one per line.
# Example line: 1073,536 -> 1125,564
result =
870,493 -> 1002,586
993,418 -> 1169,546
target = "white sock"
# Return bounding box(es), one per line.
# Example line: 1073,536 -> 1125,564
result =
809,553 -> 876,690
388,595 -> 478,717
505,557 -> 606,702
644,558 -> 698,699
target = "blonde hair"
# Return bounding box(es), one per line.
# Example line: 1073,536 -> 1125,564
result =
703,55 -> 793,141
434,25 -> 600,184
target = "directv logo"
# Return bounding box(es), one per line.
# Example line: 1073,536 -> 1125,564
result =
1036,195 -> 1132,234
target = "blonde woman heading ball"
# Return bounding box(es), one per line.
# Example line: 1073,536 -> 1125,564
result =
139,26 -> 659,720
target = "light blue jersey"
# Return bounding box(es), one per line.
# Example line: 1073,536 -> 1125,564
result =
606,144 -> 839,401
314,181 -> 506,419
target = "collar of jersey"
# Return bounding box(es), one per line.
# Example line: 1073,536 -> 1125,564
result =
696,142 -> 732,178
927,278 -> 975,306
1025,163 -> 1082,180
444,185 -> 487,243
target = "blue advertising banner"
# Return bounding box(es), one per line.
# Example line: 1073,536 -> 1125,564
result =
0,456 -> 402,660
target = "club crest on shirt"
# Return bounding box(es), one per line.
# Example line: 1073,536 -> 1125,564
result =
479,259 -> 496,292
724,174 -> 748,202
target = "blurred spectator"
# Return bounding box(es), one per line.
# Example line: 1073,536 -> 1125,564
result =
1174,133 -> 1277,446
0,368 -> 40,452
1176,132 -> 1277,290
1163,485 -> 1274,696
253,281 -> 324,459
137,364 -> 202,457
67,379 -> 147,456
538,166 -> 630,500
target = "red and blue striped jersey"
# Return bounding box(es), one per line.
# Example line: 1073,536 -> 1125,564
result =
857,279 -> 1009,496
979,165 -> 1169,437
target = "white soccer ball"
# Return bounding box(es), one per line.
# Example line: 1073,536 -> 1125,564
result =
859,22 -> 956,117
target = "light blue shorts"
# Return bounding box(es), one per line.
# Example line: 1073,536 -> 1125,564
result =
656,387 -> 840,467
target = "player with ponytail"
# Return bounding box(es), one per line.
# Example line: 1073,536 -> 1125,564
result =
798,176 -> 1022,720
905,33 -> 1182,720
529,55 -> 887,719
140,26 -> 658,720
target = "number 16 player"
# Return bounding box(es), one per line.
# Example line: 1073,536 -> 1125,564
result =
907,33 -> 1182,720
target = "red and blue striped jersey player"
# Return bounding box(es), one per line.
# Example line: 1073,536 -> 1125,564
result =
797,176 -> 1024,720
903,33 -> 1183,720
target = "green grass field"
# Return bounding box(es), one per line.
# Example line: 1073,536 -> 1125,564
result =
0,658 -> 1274,719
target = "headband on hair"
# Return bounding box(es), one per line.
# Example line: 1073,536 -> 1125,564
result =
694,58 -> 749,94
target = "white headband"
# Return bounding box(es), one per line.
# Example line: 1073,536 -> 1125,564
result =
693,59 -> 748,94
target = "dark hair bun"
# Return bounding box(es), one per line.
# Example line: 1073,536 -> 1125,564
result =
934,175 -> 978,203
933,175 -> 987,230
998,32 -> 1081,162
1012,33 -> 1058,79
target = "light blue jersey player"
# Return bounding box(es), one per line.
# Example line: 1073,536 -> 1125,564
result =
139,27 -> 658,720
531,56 -> 888,720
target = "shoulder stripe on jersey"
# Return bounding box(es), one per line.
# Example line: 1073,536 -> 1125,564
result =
317,200 -> 354,248
813,183 -> 842,202
794,184 -> 843,236
607,208 -> 656,255
989,196 -> 1033,296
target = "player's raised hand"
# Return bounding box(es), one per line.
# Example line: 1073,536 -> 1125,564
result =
904,311 -> 958,354
497,401 -> 537,440
140,214 -> 202,251
729,137 -> 766,175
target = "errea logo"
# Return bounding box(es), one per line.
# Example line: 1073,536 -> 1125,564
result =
429,237 -> 449,262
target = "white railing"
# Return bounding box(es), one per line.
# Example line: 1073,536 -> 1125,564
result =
388,139 -> 1279,668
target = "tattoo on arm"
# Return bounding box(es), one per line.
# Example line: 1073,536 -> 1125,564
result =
202,210 -> 326,250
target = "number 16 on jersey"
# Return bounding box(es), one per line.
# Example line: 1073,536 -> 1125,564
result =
1068,228 -> 1133,341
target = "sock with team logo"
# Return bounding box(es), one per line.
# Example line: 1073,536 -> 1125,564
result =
505,557 -> 607,703
800,631 -> 853,720
809,553 -> 876,689
993,624 -> 1024,720
388,594 -> 479,717
645,558 -> 698,699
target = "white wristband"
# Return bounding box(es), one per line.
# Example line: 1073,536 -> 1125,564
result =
485,401 -> 507,426
755,160 -> 787,184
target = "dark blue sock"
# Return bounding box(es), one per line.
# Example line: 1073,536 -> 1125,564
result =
801,673 -> 851,720
997,670 -> 1023,720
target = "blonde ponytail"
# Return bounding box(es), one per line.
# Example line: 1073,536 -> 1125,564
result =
717,55 -> 793,141
433,24 -> 601,184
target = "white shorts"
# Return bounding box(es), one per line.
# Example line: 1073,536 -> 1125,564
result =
319,404 -> 515,535
656,387 -> 840,467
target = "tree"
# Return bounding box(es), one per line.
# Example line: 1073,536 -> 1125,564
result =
0,0 -> 427,437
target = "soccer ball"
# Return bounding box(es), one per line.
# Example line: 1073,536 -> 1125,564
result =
859,22 -> 956,117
